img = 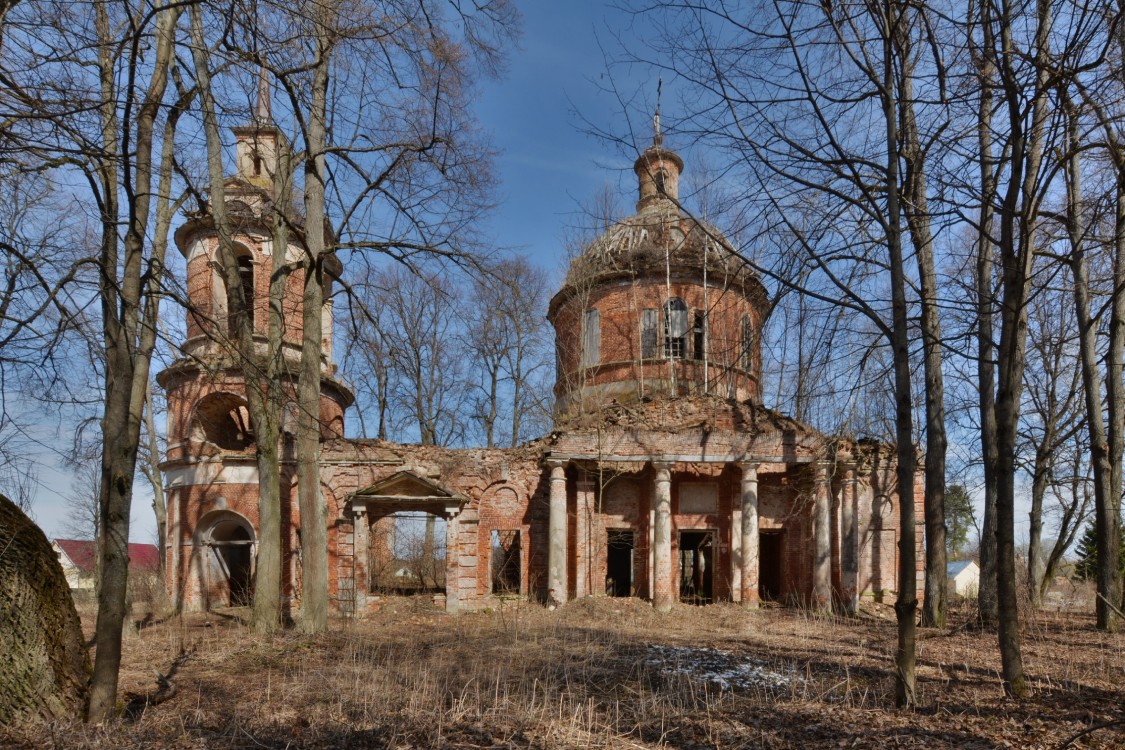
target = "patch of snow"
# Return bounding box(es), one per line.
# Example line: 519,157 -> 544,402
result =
644,644 -> 805,693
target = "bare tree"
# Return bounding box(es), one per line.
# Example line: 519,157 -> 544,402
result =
464,258 -> 552,448
619,0 -> 928,705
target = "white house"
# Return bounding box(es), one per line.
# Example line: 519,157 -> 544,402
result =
946,560 -> 980,598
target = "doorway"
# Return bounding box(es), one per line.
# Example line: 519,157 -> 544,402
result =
759,531 -> 784,602
606,529 -> 634,597
679,530 -> 714,604
209,518 -> 254,606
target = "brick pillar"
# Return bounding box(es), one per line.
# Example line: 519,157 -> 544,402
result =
813,462 -> 832,610
840,465 -> 859,614
574,476 -> 595,598
740,463 -> 760,607
445,510 -> 460,612
731,503 -> 742,602
547,460 -> 568,606
652,462 -> 673,613
353,506 -> 369,611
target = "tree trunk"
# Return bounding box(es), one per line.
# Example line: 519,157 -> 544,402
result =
988,0 -> 1051,699
143,385 -> 167,573
971,0 -> 1000,629
297,10 -> 332,633
1027,447 -> 1049,607
0,494 -> 89,723
88,1 -> 179,721
882,0 -> 917,708
1101,177 -> 1125,628
896,16 -> 947,630
189,8 -> 284,633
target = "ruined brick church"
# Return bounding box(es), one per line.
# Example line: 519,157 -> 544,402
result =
160,106 -> 923,616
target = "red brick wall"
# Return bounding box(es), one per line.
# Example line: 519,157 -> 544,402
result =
551,277 -> 762,413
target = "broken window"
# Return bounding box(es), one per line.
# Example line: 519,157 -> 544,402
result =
663,297 -> 688,358
692,310 -> 706,360
491,530 -> 521,595
641,308 -> 658,358
192,393 -> 255,450
581,308 -> 600,367
740,314 -> 754,370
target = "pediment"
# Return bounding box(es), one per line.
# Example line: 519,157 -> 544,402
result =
351,471 -> 465,519
355,471 -> 458,500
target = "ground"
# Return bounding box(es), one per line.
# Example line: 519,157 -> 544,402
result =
2,595 -> 1123,749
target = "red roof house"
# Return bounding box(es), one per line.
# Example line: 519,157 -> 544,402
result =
52,538 -> 161,589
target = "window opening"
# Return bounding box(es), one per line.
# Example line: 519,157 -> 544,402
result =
490,530 -> 521,595
193,393 -> 254,450
741,314 -> 755,370
663,298 -> 688,358
606,529 -> 634,597
227,253 -> 255,336
692,311 -> 706,361
641,308 -> 658,358
581,308 -> 600,367
369,511 -> 446,595
678,530 -> 714,604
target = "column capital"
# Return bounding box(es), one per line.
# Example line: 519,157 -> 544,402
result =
651,460 -> 673,473
740,462 -> 759,480
546,459 -> 568,480
350,502 -> 368,518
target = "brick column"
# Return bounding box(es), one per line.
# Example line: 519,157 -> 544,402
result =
740,463 -> 760,607
547,460 -> 568,607
840,465 -> 859,614
813,462 -> 832,610
652,462 -> 673,613
731,503 -> 742,602
574,476 -> 595,598
444,510 -> 460,612
352,506 -> 369,611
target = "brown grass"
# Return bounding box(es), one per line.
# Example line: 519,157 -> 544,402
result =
3,596 -> 1123,748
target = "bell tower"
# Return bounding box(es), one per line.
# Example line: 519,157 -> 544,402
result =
158,77 -> 353,610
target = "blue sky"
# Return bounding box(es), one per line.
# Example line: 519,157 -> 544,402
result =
28,2 -> 662,543
474,2 -> 663,281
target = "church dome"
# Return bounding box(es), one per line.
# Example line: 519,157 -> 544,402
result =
562,202 -> 758,292
548,138 -> 770,419
555,144 -> 762,305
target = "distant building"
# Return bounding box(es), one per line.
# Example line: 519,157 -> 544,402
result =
946,560 -> 980,597
52,538 -> 161,591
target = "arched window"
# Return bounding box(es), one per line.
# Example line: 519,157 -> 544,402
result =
663,297 -> 688,358
226,250 -> 255,336
191,392 -> 255,450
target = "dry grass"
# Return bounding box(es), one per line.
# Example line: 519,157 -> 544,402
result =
3,596 -> 1123,748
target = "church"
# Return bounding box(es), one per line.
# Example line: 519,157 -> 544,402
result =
158,106 -> 923,616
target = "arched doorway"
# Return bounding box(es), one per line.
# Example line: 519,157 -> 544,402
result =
201,512 -> 255,607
